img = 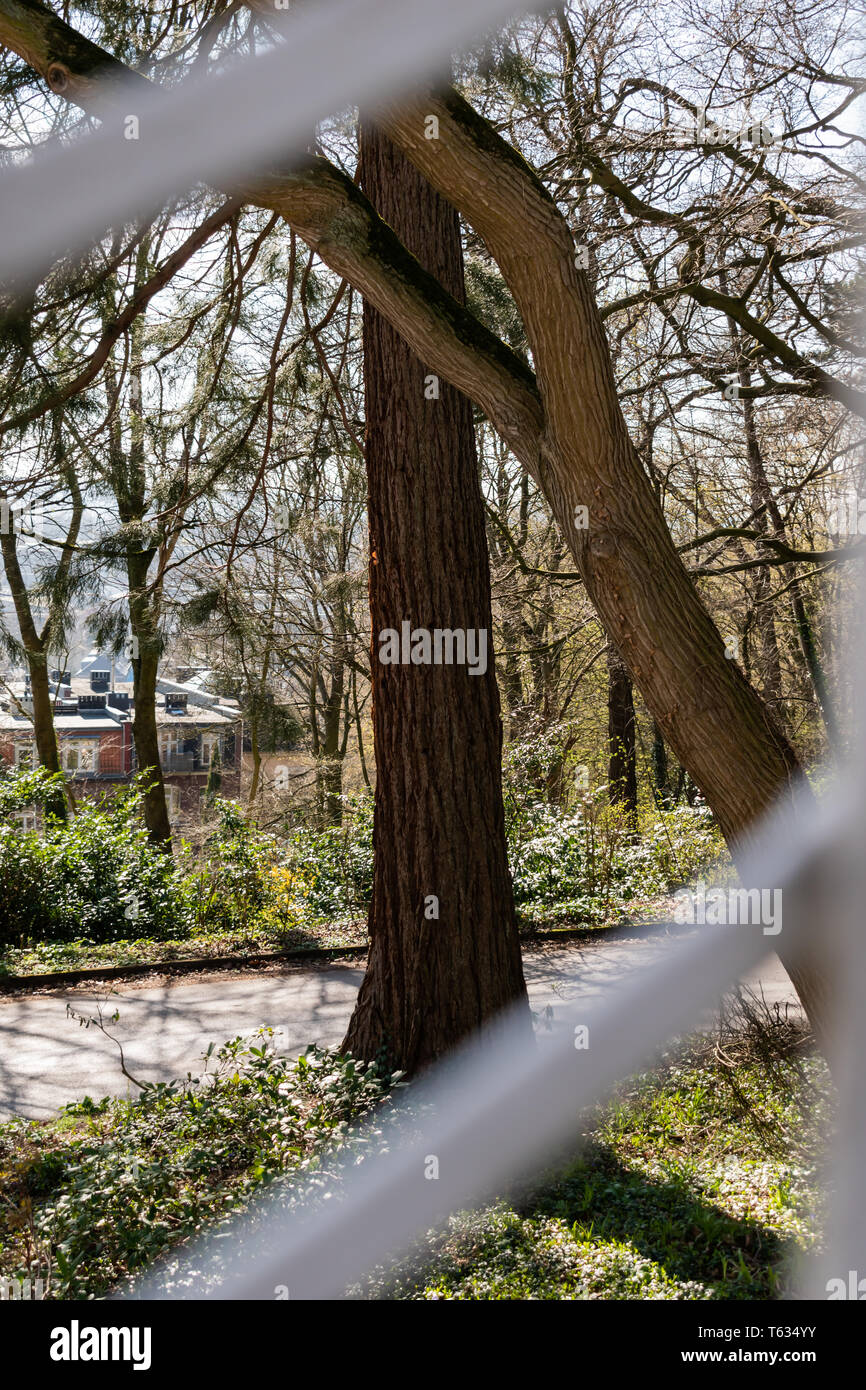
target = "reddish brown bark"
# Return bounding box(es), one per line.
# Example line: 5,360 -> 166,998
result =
342,125 -> 529,1072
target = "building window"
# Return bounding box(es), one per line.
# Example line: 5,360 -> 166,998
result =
62,739 -> 99,774
13,740 -> 34,768
201,733 -> 220,765
14,811 -> 36,833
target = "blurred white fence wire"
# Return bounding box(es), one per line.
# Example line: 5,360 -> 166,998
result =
0,0 -> 528,282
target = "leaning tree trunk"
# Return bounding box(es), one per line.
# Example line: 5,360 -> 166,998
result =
607,644 -> 637,824
342,124 -> 529,1074
376,92 -> 834,1048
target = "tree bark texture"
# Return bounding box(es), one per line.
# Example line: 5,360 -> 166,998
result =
342,125 -> 529,1072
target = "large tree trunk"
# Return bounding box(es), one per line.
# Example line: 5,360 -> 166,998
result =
342,125 -> 529,1073
378,93 -> 833,1046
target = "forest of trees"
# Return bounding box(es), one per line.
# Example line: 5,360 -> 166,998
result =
0,0 -> 862,1074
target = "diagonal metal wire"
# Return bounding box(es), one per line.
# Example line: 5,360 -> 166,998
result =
0,0 -> 528,283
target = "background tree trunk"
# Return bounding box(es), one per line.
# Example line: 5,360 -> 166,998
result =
0,529 -> 67,820
127,583 -> 172,846
651,720 -> 672,809
607,643 -> 637,823
342,124 -> 529,1073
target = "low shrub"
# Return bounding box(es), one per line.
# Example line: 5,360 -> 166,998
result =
0,762 -> 724,952
0,1037 -> 397,1298
0,769 -> 185,947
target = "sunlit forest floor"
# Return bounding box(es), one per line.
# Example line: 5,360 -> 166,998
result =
0,996 -> 829,1300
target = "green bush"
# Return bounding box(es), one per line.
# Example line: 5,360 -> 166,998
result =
0,769 -> 185,947
282,793 -> 374,919
0,762 -> 725,952
276,787 -> 723,928
0,821 -> 55,943
179,799 -> 279,933
504,793 -> 722,922
0,1037 -> 397,1298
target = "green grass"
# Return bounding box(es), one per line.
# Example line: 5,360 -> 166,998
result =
367,1057 -> 826,1300
0,912 -> 634,979
0,1004 -> 831,1300
0,920 -> 370,977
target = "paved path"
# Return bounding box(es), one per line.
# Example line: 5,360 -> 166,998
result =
0,937 -> 800,1118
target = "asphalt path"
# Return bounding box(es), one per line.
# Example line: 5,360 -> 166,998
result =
0,935 -> 800,1118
